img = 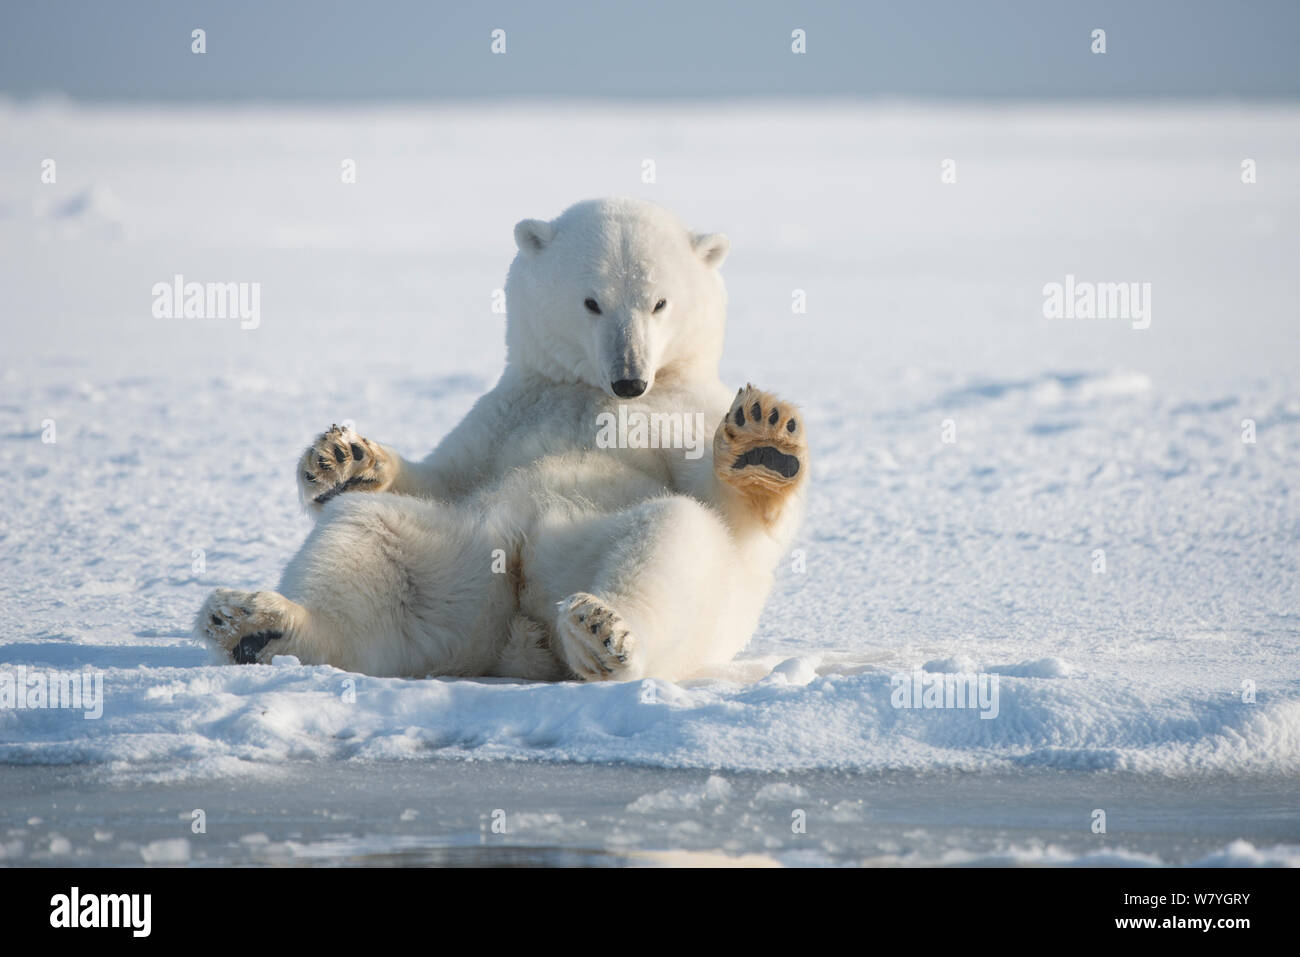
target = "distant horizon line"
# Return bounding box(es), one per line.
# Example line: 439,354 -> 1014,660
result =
5,91 -> 1300,108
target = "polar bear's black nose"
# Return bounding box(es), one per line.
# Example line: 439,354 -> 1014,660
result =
612,379 -> 647,398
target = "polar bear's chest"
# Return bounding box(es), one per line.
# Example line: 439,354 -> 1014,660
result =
478,387 -> 716,503
496,405 -> 676,481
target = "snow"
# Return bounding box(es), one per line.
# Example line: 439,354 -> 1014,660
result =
139,837 -> 191,864
0,99 -> 1297,862
4,655 -> 1299,778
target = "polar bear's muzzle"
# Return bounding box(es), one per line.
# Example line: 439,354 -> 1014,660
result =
599,314 -> 657,399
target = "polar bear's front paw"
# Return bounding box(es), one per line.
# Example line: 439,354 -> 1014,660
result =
556,593 -> 640,681
195,588 -> 291,664
298,424 -> 391,508
714,385 -> 808,520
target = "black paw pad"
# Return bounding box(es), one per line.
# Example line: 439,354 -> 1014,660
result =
732,445 -> 801,478
233,631 -> 281,664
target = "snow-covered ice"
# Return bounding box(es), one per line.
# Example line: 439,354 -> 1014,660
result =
0,100 -> 1297,864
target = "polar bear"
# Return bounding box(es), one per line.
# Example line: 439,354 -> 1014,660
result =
195,197 -> 808,681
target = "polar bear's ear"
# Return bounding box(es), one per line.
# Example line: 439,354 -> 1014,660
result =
514,219 -> 555,254
691,232 -> 730,269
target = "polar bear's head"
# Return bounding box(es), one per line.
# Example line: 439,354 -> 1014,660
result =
504,198 -> 729,398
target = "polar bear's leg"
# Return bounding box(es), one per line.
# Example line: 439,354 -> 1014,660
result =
197,494 -> 504,677
539,496 -> 758,681
196,587 -> 316,664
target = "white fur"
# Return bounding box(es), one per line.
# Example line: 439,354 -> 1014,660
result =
197,198 -> 806,681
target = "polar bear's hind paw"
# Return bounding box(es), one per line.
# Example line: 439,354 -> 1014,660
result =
556,593 -> 639,681
197,588 -> 293,664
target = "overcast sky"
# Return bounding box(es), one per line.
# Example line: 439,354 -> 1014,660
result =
2,0 -> 1298,102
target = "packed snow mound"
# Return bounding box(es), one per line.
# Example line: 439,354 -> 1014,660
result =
0,654 -> 1296,780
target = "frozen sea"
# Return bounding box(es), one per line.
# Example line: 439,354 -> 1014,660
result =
0,100 -> 1297,865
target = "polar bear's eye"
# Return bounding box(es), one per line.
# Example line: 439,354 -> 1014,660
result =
653,299 -> 668,313
584,298 -> 602,315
